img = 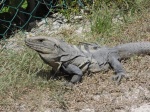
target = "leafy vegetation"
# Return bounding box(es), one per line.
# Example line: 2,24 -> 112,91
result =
0,0 -> 27,13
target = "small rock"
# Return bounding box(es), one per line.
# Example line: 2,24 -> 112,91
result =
63,18 -> 68,23
74,16 -> 83,21
55,19 -> 64,24
52,13 -> 59,18
75,27 -> 83,34
44,108 -> 66,112
112,15 -> 123,24
131,103 -> 150,112
37,19 -> 47,27
56,13 -> 63,19
80,108 -> 95,112
92,95 -> 101,101
52,21 -> 61,29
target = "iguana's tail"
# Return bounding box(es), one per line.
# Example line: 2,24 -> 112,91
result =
113,42 -> 150,59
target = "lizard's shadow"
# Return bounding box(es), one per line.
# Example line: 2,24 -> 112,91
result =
36,70 -> 72,81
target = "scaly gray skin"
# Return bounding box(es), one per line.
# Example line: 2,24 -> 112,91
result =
25,36 -> 150,84
25,36 -> 101,84
81,42 -> 150,82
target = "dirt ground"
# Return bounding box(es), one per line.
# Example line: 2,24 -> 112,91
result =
0,11 -> 150,112
1,57 -> 149,112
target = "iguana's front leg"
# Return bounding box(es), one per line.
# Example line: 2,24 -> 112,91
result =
108,56 -> 126,84
61,64 -> 83,84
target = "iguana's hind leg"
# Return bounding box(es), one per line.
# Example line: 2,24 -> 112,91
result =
108,56 -> 126,84
62,64 -> 83,84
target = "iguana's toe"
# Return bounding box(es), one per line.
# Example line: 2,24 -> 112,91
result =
112,72 -> 126,84
63,82 -> 74,89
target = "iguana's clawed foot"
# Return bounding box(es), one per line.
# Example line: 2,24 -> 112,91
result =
63,82 -> 74,89
112,72 -> 126,85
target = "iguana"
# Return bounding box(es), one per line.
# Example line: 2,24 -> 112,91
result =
25,36 -> 150,85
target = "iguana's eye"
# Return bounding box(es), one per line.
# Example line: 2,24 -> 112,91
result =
93,46 -> 97,49
38,39 -> 44,43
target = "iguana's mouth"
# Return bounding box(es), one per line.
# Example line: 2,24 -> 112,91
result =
25,39 -> 51,54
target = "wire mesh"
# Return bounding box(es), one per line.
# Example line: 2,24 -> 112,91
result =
0,0 -> 89,39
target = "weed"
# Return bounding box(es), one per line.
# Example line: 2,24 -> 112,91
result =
0,47 -> 64,105
91,7 -> 112,34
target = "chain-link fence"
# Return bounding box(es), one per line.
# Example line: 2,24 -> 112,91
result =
0,0 -> 90,39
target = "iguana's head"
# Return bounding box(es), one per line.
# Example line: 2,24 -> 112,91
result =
25,36 -> 63,54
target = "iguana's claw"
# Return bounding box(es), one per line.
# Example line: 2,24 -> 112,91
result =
63,82 -> 74,89
112,73 -> 126,84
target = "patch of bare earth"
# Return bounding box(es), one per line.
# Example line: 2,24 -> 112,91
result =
1,57 -> 149,112
0,13 -> 150,112
64,55 -> 150,112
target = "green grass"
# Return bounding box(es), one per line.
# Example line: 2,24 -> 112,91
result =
0,49 -> 36,91
91,7 -> 112,34
0,47 -> 65,103
89,0 -> 149,36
